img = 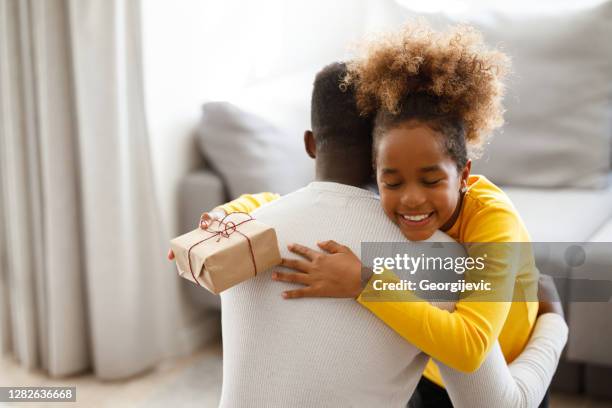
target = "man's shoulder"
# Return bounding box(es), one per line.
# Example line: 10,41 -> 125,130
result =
250,187 -> 313,216
252,185 -> 381,216
250,186 -> 411,245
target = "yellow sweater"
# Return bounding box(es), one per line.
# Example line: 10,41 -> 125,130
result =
217,176 -> 538,386
358,175 -> 538,386
219,192 -> 281,214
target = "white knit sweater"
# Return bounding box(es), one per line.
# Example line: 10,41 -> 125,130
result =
219,182 -> 567,407
440,313 -> 568,408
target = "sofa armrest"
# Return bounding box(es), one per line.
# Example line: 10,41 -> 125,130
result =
178,169 -> 226,234
178,169 -> 226,311
564,216 -> 612,367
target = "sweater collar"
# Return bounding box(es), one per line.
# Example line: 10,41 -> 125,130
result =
306,181 -> 379,198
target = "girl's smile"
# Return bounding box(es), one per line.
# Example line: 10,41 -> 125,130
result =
398,211 -> 436,227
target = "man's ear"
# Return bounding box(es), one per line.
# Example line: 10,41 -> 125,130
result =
304,130 -> 316,159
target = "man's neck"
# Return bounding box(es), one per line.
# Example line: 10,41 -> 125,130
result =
314,171 -> 374,191
314,153 -> 374,191
315,166 -> 374,188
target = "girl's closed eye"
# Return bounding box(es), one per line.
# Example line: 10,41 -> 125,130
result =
422,178 -> 443,186
384,181 -> 402,189
381,176 -> 403,189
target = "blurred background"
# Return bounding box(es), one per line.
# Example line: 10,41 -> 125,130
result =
1,0 -> 611,406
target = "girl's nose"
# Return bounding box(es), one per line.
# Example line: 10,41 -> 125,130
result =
400,186 -> 427,209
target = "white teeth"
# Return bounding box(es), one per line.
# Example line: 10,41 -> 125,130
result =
402,213 -> 430,222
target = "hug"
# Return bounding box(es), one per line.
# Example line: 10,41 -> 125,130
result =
170,22 -> 567,407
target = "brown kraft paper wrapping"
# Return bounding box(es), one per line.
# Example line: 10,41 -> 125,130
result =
170,214 -> 282,294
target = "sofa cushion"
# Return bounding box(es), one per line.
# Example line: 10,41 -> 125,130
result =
589,216 -> 612,243
504,185 -> 612,242
373,1 -> 612,189
567,302 -> 612,365
197,70 -> 316,199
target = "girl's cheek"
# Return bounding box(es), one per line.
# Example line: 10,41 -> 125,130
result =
432,191 -> 453,217
442,192 -> 459,218
380,196 -> 396,220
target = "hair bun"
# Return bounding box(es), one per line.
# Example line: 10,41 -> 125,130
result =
345,21 -> 510,148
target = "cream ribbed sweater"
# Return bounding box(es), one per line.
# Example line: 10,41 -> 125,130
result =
439,313 -> 568,408
219,182 -> 567,407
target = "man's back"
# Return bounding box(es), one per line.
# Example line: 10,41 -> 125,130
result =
220,182 -> 437,407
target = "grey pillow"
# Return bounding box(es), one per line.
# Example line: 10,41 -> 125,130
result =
376,1 -> 612,188
197,101 -> 314,199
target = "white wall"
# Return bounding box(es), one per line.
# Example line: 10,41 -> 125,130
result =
141,0 -> 371,236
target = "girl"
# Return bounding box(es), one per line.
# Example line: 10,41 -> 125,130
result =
173,23 -> 540,405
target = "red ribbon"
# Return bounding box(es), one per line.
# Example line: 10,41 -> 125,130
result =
186,212 -> 258,288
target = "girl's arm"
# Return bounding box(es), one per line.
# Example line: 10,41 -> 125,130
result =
218,192 -> 281,214
357,288 -> 512,372
276,203 -> 527,372
439,313 -> 567,408
275,239 -> 514,372
199,192 -> 281,228
358,204 -> 523,372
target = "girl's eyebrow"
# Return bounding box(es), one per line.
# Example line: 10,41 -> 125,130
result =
420,165 -> 442,173
381,168 -> 398,174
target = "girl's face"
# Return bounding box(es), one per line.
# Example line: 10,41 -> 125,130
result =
376,121 -> 470,241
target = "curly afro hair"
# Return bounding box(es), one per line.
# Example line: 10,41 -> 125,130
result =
345,21 -> 510,164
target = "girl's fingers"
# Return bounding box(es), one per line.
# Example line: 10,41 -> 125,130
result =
317,240 -> 348,254
210,209 -> 227,220
288,243 -> 320,261
199,209 -> 226,229
281,257 -> 311,273
272,271 -> 310,285
282,287 -> 315,299
167,249 -> 175,260
199,212 -> 212,229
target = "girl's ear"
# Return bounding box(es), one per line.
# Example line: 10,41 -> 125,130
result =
461,159 -> 472,189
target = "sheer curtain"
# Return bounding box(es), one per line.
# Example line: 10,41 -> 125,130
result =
0,0 -> 214,379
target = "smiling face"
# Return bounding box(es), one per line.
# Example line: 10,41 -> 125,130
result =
376,121 -> 470,241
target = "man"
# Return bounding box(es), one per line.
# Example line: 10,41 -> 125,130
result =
214,62 -> 566,407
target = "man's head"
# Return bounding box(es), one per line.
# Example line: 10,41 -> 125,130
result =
304,62 -> 374,187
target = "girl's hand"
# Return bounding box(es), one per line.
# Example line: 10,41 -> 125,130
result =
272,240 -> 363,299
199,208 -> 226,229
168,208 -> 227,261
537,274 -> 564,319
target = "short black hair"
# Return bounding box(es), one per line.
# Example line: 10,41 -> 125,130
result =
311,62 -> 373,151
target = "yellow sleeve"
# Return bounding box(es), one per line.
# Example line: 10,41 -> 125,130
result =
357,204 -> 520,373
219,192 -> 280,214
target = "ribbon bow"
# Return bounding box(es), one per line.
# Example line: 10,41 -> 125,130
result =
187,212 -> 258,287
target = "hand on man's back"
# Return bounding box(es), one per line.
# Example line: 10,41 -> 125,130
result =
537,274 -> 564,318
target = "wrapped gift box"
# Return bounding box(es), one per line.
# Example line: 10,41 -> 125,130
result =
170,214 -> 281,294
